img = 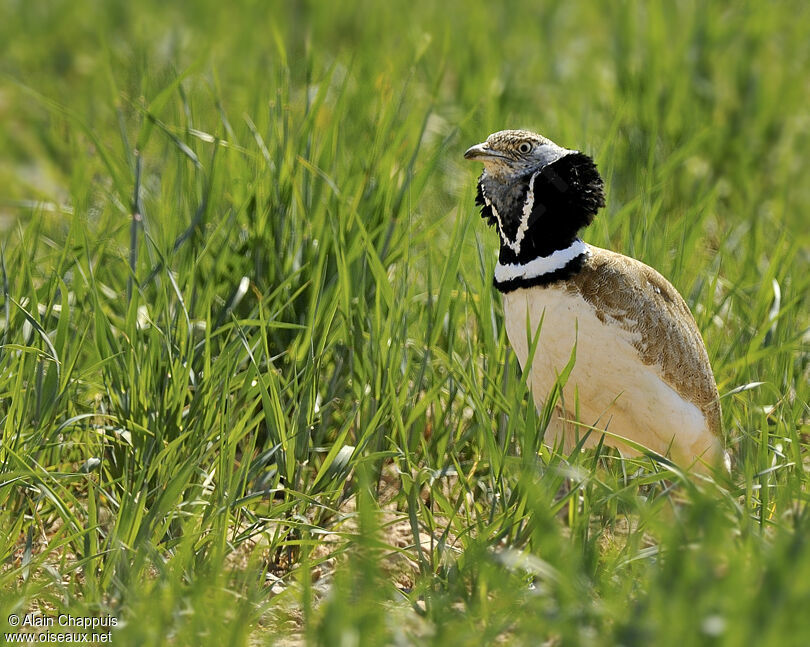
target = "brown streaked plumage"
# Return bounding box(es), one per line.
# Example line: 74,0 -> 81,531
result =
569,247 -> 722,438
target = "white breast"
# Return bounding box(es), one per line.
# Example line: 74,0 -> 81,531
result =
502,286 -> 721,469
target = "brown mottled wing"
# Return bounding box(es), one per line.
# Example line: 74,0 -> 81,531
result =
569,246 -> 722,437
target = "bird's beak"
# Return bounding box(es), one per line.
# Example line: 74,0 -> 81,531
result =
464,142 -> 498,161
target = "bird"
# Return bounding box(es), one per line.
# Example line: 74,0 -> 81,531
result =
464,129 -> 726,472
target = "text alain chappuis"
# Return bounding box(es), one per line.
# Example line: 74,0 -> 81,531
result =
6,612 -> 117,640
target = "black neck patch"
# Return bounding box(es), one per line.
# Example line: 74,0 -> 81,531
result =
476,182 -> 497,228
478,152 -> 605,267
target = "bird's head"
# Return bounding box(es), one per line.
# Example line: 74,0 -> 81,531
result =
465,129 -> 605,262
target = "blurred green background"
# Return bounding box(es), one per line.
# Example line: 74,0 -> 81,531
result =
1,1 -> 809,645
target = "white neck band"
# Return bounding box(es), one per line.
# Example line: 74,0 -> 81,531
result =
494,239 -> 589,284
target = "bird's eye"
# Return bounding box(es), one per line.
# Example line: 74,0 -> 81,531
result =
518,142 -> 533,154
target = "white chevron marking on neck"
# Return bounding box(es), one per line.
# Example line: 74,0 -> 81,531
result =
482,170 -> 541,256
508,169 -> 541,256
494,239 -> 590,284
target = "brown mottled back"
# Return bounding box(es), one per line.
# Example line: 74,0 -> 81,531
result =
569,247 -> 722,437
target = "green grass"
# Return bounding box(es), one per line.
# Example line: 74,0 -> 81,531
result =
1,0 -> 809,645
